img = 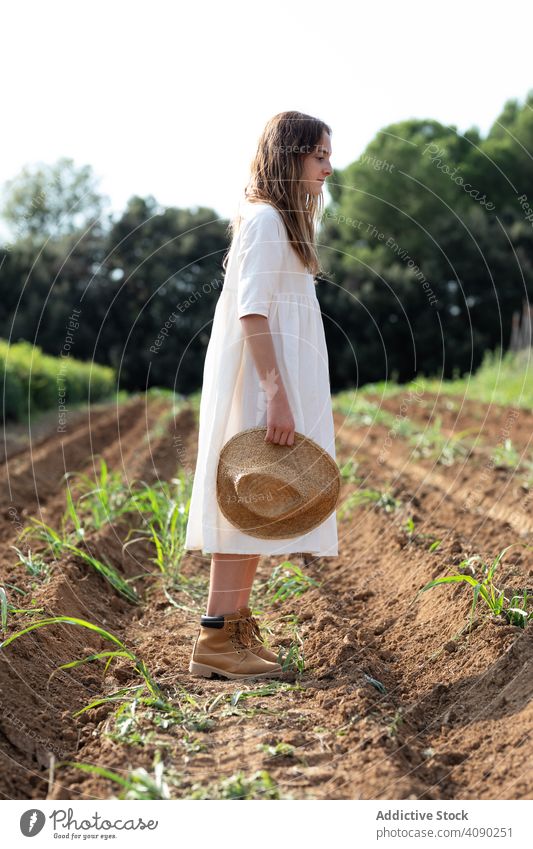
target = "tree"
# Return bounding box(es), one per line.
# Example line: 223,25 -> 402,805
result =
1,157 -> 108,248
317,99 -> 533,386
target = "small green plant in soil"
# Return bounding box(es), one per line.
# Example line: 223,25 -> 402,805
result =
400,515 -> 441,550
339,458 -> 361,484
260,741 -> 296,758
57,752 -> 179,800
125,470 -> 191,582
63,456 -> 135,529
491,439 -> 533,485
204,681 -> 299,719
491,438 -> 521,470
17,517 -> 139,604
408,415 -> 475,466
10,546 -> 52,581
418,543 -> 533,629
386,708 -> 404,738
264,561 -> 320,603
0,585 -> 44,633
339,487 -> 401,520
0,616 -> 163,699
278,629 -> 306,674
187,769 -> 285,800
103,690 -> 214,747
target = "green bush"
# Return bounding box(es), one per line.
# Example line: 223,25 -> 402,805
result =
0,338 -> 116,421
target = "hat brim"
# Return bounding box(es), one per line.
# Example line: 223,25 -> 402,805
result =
216,427 -> 341,539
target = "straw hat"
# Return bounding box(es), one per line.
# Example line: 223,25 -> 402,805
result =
216,426 -> 341,539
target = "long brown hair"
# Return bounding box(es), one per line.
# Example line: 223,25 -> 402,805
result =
222,111 -> 332,277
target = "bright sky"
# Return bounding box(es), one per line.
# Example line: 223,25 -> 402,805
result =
1,0 -> 532,237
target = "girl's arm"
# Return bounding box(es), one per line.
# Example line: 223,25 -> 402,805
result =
240,314 -> 295,446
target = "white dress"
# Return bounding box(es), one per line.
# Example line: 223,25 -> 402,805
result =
184,198 -> 338,557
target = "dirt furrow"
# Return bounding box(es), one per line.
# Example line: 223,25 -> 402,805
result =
334,411 -> 533,539
0,396 -> 179,799
330,409 -> 533,799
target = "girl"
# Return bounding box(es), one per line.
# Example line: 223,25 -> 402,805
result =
185,111 -> 338,679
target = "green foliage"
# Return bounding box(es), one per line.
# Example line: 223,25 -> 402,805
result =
408,414 -> 476,465
260,741 -> 296,758
0,615 -> 163,698
339,458 -> 361,484
204,681 -> 298,718
102,689 -> 214,747
18,516 -> 140,604
1,157 -> 106,244
0,338 -> 115,421
264,561 -> 320,603
57,755 -> 177,800
125,470 -> 192,583
403,347 -> 533,409
364,673 -> 387,694
279,637 -> 306,674
491,438 -> 521,469
418,543 -> 533,629
64,457 -> 136,529
11,546 -> 52,581
188,769 -> 284,800
338,487 -> 400,520
333,394 -> 394,427
0,584 -> 44,633
400,516 -> 441,550
0,157 -> 229,395
319,93 -> 533,387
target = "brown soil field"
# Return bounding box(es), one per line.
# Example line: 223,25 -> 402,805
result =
0,391 -> 532,800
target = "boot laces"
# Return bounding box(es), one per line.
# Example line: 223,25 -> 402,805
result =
237,614 -> 265,648
233,617 -> 256,649
249,614 -> 264,645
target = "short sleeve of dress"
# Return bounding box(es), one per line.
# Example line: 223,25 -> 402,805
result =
236,211 -> 284,319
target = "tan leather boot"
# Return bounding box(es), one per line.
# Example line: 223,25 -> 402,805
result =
236,606 -> 281,665
189,611 -> 283,680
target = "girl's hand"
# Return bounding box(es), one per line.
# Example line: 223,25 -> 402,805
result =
265,389 -> 295,446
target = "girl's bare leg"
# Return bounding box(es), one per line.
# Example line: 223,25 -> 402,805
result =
206,553 -> 261,615
236,555 -> 261,608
